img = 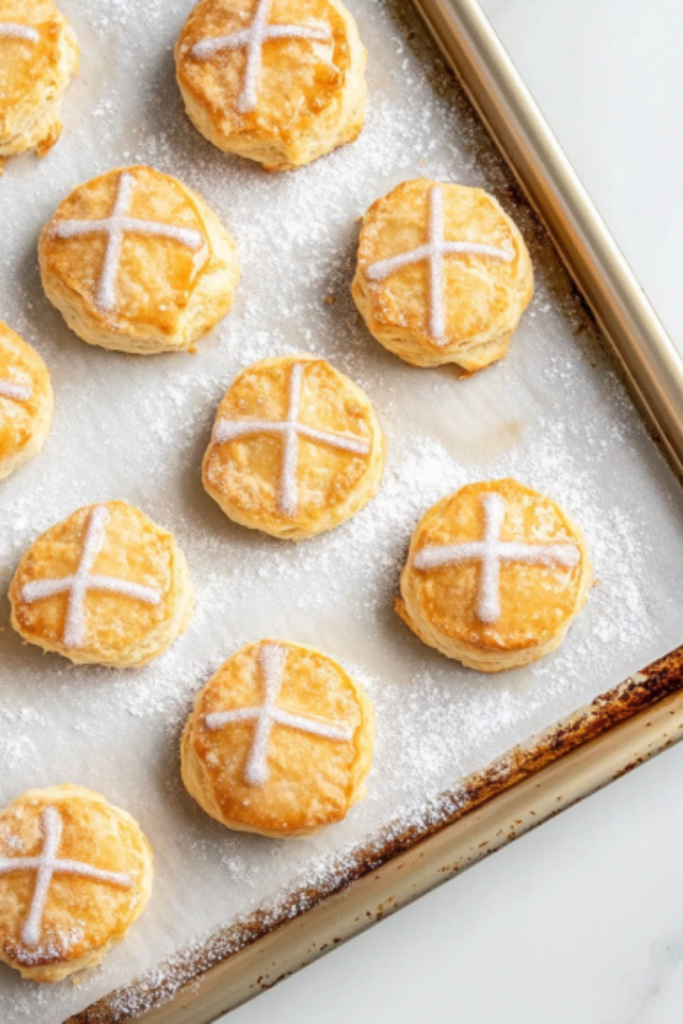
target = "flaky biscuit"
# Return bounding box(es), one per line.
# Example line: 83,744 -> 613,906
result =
39,165 -> 240,355
352,179 -> 533,370
182,639 -> 375,837
202,353 -> 385,540
175,0 -> 367,171
9,500 -> 194,668
0,321 -> 53,482
0,0 -> 78,172
397,479 -> 592,671
0,785 -> 152,983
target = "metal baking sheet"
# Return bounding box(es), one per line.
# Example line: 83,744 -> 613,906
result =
1,0 -> 683,1021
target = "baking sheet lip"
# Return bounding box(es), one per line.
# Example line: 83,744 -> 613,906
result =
65,642 -> 683,1024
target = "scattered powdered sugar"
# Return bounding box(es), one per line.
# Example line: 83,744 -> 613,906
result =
1,0 -> 683,1020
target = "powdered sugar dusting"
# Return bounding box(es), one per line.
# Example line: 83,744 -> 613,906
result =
0,0 -> 682,1019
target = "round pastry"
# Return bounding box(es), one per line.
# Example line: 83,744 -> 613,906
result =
181,639 -> 375,837
9,500 -> 194,668
0,784 -> 152,983
0,321 -> 53,482
202,353 -> 385,540
396,479 -> 592,671
352,178 -> 534,371
175,0 -> 367,172
0,0 -> 78,173
39,165 -> 240,355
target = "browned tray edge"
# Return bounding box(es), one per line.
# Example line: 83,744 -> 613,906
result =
66,645 -> 683,1023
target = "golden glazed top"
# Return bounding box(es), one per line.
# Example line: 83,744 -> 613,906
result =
406,479 -> 590,654
10,500 -> 185,663
357,179 -> 531,352
0,786 -> 150,977
40,166 -> 210,340
0,0 -> 67,134
176,0 -> 352,139
203,354 -> 381,537
184,640 -> 373,835
0,321 -> 51,465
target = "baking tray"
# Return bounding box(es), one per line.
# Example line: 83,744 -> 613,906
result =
0,0 -> 682,1022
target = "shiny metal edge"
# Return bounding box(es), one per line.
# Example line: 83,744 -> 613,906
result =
66,4 -> 683,1021
411,0 -> 683,477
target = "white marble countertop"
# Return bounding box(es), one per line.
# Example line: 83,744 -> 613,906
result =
224,2 -> 683,1021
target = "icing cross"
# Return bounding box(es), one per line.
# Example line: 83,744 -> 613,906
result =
0,23 -> 40,43
0,378 -> 31,402
48,172 -> 205,314
0,806 -> 132,948
215,361 -> 370,518
204,642 -> 354,787
366,185 -> 515,345
190,0 -> 331,113
20,505 -> 163,649
414,492 -> 580,624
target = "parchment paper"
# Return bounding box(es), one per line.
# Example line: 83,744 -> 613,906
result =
1,0 -> 683,1019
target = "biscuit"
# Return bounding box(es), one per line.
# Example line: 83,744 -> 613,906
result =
0,0 -> 78,172
175,0 -> 367,171
0,321 -> 53,482
181,639 -> 375,837
397,479 -> 592,671
202,353 -> 385,540
352,179 -> 533,370
39,165 -> 240,355
9,500 -> 194,668
0,785 -> 152,983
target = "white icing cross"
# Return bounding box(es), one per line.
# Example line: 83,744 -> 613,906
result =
20,505 -> 163,649
0,23 -> 40,43
413,492 -> 580,624
215,361 -> 370,518
0,806 -> 132,948
191,0 -> 331,113
49,172 -> 205,314
204,642 -> 354,787
0,378 -> 31,402
366,185 -> 515,345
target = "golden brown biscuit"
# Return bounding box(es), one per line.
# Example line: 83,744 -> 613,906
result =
175,0 -> 367,171
352,179 -> 534,371
39,165 -> 240,355
0,321 -> 53,482
0,785 -> 152,983
202,353 -> 385,540
9,500 -> 194,668
397,479 -> 592,671
0,0 -> 78,173
182,639 -> 375,837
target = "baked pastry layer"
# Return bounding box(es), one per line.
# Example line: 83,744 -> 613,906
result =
0,0 -> 79,169
397,478 -> 592,671
352,178 -> 534,370
39,165 -> 239,355
175,0 -> 367,171
0,785 -> 152,983
182,639 -> 375,837
9,499 -> 194,667
0,320 -> 53,482
202,352 -> 385,540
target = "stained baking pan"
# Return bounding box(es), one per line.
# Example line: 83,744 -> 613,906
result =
0,0 -> 682,1022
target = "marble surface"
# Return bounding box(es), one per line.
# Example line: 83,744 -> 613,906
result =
223,2 -> 683,1022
